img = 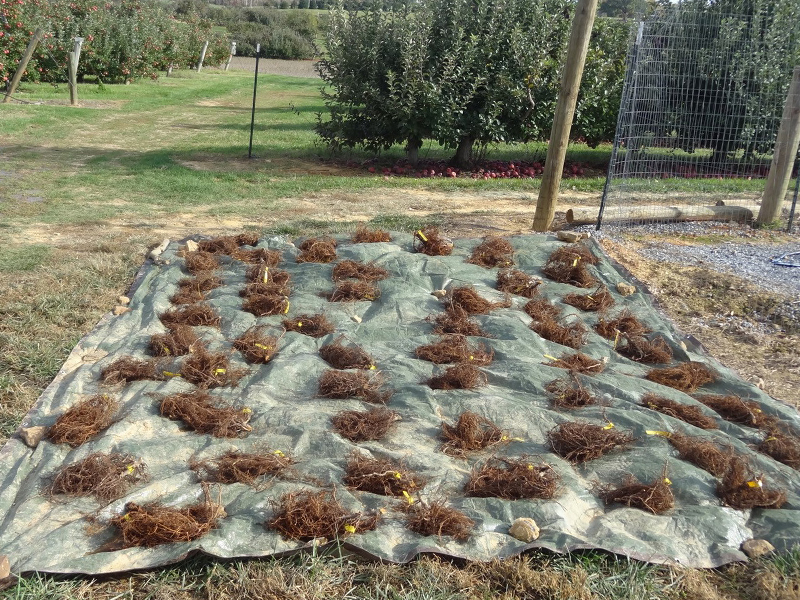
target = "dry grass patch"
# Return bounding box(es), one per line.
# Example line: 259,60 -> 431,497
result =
758,432 -> 800,469
47,397 -> 118,448
523,297 -> 561,321
465,458 -> 559,500
160,390 -> 252,437
50,452 -> 146,502
232,248 -> 281,265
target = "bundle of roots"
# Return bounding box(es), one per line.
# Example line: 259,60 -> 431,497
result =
111,484 -> 225,548
563,286 -> 615,312
296,237 -> 338,263
160,390 -> 252,437
268,490 -> 379,541
717,458 -> 787,509
149,325 -> 201,357
544,352 -> 605,375
645,362 -> 715,393
548,422 -> 635,464
413,227 -> 453,256
319,336 -> 374,370
232,326 -> 279,364
331,407 -> 400,442
198,234 -> 257,255
641,393 -> 718,430
245,264 -> 290,285
541,245 -> 599,288
523,298 -> 561,322
181,348 -> 247,389
429,307 -> 487,336
101,357 -> 161,384
232,248 -> 281,265
51,452 -> 146,502
332,260 -> 389,282
330,280 -> 381,302
465,458 -> 559,500
352,224 -> 391,243
545,376 -> 597,409
467,236 -> 515,268
530,318 -> 587,349
440,411 -> 505,457
496,269 -> 541,298
667,434 -> 733,477
160,304 -> 221,328
428,363 -> 488,390
242,292 -> 290,317
694,394 -> 767,427
172,273 -> 223,305
183,251 -> 219,275
758,431 -> 800,469
234,232 -> 260,247
415,335 -> 493,365
240,281 -> 291,298
447,286 -> 510,315
617,335 -> 673,364
47,394 -> 118,447
594,309 -> 651,340
343,453 -> 425,496
598,473 -> 674,514
402,500 -> 474,541
191,450 -> 294,486
318,369 -> 392,404
282,313 -> 336,338
169,287 -> 205,305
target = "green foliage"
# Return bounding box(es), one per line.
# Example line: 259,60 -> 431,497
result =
0,245 -> 50,272
209,7 -> 317,58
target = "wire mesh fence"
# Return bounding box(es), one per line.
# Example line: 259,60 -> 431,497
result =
598,4 -> 800,230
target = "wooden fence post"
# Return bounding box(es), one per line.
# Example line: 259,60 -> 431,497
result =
757,66 -> 800,226
68,37 -> 84,106
532,0 -> 599,232
2,27 -> 44,103
196,40 -> 209,72
225,41 -> 236,71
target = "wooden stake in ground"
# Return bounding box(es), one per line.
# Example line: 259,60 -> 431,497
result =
68,37 -> 84,107
2,27 -> 44,104
225,42 -> 236,71
532,0 -> 599,232
757,66 -> 800,226
196,40 -> 209,72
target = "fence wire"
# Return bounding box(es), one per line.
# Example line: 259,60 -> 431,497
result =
598,5 -> 799,229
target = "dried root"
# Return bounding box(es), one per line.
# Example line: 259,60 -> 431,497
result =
160,390 -> 252,437
467,236 -> 515,268
548,422 -> 635,464
758,432 -> 800,470
563,286 -> 615,312
331,407 -> 400,442
402,500 -> 474,541
242,292 -> 290,317
169,287 -> 206,305
415,335 -> 493,365
544,352 -> 605,375
541,244 -> 599,288
51,452 -> 146,502
319,336 -> 374,370
667,434 -> 733,477
594,309 -> 651,340
496,269 -> 541,298
599,473 -> 674,514
523,298 -> 560,322
47,394 -> 118,447
181,348 -> 247,389
440,411 -> 505,458
546,376 -> 597,409
694,394 -> 766,428
318,369 -> 392,404
413,227 -> 453,256
332,260 -> 389,282
717,458 -> 787,509
465,458 -> 559,500
191,450 -> 294,486
178,273 -> 223,295
297,237 -> 338,263
268,490 -> 379,540
110,484 -> 225,548
429,307 -> 487,337
283,313 -> 336,338
343,453 -> 425,496
198,236 -> 240,255
149,325 -> 201,357
428,363 -> 487,390
617,335 -> 673,364
184,251 -> 219,275
447,286 -> 510,315
641,393 -> 718,430
646,362 -> 715,393
245,264 -> 290,286
234,232 -> 260,247
101,357 -> 161,384
232,326 -> 278,364
329,281 -> 381,302
160,304 -> 221,328
352,225 -> 391,243
240,281 -> 291,298
530,318 -> 587,349
232,248 -> 281,265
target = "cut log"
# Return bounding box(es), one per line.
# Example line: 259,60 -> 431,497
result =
567,205 -> 755,225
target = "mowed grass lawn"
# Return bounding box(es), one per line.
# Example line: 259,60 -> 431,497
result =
1,68 -> 799,599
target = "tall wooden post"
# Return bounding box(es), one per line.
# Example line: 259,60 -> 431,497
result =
249,43 -> 260,159
757,66 -> 800,226
196,40 -> 209,72
532,0 -> 599,232
2,27 -> 44,103
225,41 -> 236,71
68,37 -> 84,107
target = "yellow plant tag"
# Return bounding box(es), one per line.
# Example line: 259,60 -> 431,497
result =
572,257 -> 580,267
416,230 -> 428,242
747,479 -> 763,488
283,300 -> 290,314
469,355 -> 474,360
343,524 -> 356,534
764,437 -> 777,442
297,322 -> 302,327
613,330 -> 620,349
263,267 -> 269,283
162,371 -> 181,378
126,464 -> 135,474
394,471 -> 402,479
214,368 -> 227,375
379,508 -> 387,515
402,490 -> 414,504
646,430 -> 671,437
586,295 -> 594,301
663,478 -> 672,485
543,354 -> 558,361
242,407 -> 252,414
603,422 -> 614,430
162,346 -> 171,356
273,450 -> 284,457
527,464 -> 534,470
254,343 -> 271,350
369,365 -> 376,370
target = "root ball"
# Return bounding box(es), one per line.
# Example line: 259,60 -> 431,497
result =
465,458 -> 559,500
160,390 -> 252,437
47,394 -> 118,447
331,407 -> 400,443
548,422 -> 635,464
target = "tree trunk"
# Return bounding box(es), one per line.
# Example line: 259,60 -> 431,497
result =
451,137 -> 474,168
406,138 -> 422,165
